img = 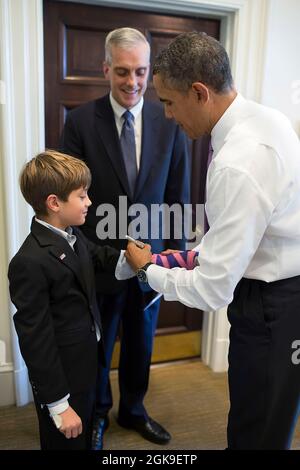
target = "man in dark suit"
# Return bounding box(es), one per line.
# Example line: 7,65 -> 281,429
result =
60,27 -> 190,448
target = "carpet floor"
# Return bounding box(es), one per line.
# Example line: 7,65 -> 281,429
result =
0,359 -> 299,450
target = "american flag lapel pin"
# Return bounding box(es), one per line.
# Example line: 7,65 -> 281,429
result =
59,253 -> 66,260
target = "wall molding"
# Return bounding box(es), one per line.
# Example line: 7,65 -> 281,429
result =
0,0 -> 45,406
0,363 -> 14,373
61,0 -> 246,14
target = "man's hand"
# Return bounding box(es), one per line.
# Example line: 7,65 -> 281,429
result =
160,249 -> 181,255
125,242 -> 152,271
59,406 -> 82,439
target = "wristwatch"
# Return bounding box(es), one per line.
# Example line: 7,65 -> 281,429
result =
136,262 -> 153,283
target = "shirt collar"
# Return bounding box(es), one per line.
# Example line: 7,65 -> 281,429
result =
35,217 -> 77,248
109,92 -> 143,121
211,93 -> 247,155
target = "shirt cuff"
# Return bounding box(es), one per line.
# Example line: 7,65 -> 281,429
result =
47,394 -> 70,415
115,250 -> 136,280
147,264 -> 168,294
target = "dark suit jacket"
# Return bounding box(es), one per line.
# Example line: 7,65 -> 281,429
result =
8,218 -> 119,404
60,94 -> 190,293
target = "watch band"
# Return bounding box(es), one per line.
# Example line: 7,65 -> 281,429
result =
140,262 -> 153,272
136,262 -> 153,283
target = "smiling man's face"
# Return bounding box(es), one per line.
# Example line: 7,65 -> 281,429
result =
103,43 -> 150,109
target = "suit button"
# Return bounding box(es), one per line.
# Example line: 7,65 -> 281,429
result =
91,325 -> 95,332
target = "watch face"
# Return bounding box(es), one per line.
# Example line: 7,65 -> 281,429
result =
137,269 -> 147,283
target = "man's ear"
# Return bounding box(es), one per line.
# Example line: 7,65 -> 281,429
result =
103,61 -> 110,80
46,194 -> 60,213
191,82 -> 210,104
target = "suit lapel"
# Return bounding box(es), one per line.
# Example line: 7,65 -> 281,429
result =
134,102 -> 161,200
73,231 -> 93,301
49,244 -> 91,301
95,96 -> 132,199
74,232 -> 102,329
31,219 -> 90,301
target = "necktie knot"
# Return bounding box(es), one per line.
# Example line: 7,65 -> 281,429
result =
123,110 -> 134,127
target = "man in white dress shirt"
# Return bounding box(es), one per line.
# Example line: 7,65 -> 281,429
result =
124,32 -> 300,449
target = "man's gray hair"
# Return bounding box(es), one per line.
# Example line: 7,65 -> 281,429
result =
105,27 -> 150,64
153,32 -> 233,94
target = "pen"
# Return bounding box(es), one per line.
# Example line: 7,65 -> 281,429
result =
125,235 -> 145,249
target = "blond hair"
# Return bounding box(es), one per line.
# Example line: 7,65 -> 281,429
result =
20,150 -> 91,216
105,27 -> 150,65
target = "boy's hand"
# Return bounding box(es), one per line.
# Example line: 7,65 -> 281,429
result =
59,406 -> 82,439
125,242 -> 152,271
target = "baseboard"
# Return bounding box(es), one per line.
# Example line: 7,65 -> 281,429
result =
111,331 -> 201,369
14,366 -> 33,406
210,338 -> 229,372
0,365 -> 15,406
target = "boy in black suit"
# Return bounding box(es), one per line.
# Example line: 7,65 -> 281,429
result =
8,150 -> 121,450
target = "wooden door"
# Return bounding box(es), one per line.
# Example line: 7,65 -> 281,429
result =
43,0 -> 220,363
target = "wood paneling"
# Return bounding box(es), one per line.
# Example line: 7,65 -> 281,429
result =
44,0 -> 220,146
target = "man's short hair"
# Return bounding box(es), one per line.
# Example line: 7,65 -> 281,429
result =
20,150 -> 91,216
153,31 -> 233,93
105,27 -> 150,64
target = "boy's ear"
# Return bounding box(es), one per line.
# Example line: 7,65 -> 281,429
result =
46,194 -> 60,213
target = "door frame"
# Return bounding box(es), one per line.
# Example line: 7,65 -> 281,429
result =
0,0 -> 269,405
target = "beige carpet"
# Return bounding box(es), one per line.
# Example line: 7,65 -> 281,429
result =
0,359 -> 299,450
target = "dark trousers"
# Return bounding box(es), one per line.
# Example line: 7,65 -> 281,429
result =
34,388 -> 95,450
95,278 -> 160,423
227,276 -> 300,449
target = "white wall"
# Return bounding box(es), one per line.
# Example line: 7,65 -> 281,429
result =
0,0 -> 45,406
261,0 -> 300,134
0,161 -> 14,404
0,2 -> 15,405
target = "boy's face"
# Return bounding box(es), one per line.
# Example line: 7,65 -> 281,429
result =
56,187 -> 91,229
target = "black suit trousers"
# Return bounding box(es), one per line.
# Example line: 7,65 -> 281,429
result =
227,275 -> 300,449
95,278 -> 160,423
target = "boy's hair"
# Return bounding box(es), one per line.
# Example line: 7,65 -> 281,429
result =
20,150 -> 91,216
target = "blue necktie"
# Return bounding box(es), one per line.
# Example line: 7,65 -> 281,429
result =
120,110 -> 137,197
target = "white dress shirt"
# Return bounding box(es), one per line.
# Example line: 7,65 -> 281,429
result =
109,92 -> 143,170
144,94 -> 300,312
